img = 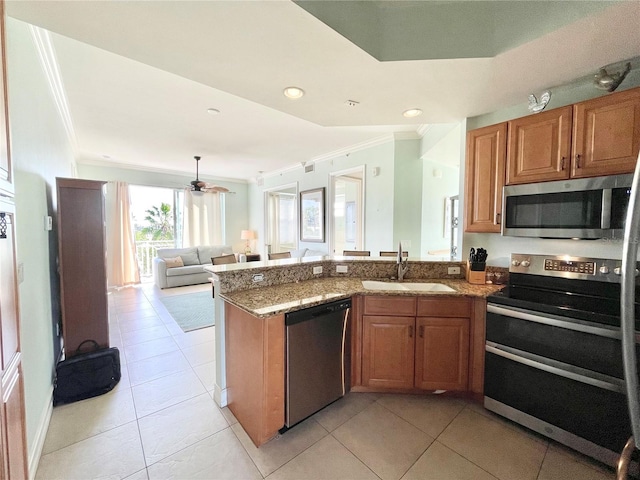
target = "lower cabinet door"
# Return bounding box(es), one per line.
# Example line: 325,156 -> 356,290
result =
362,316 -> 414,389
2,360 -> 27,480
415,317 -> 469,391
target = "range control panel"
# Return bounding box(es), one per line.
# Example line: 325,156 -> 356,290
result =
543,259 -> 595,275
510,253 -> 639,283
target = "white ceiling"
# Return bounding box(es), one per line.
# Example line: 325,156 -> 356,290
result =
6,1 -> 640,182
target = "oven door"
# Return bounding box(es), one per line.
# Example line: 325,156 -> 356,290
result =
485,343 -> 629,455
485,303 -> 637,466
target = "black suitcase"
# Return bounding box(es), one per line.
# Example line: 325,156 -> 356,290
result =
53,340 -> 121,406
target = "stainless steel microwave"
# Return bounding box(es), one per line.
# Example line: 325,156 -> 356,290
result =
502,174 -> 633,239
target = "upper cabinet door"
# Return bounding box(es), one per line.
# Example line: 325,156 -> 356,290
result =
464,123 -> 506,233
0,0 -> 11,197
572,88 -> 640,179
506,106 -> 572,185
0,198 -> 19,371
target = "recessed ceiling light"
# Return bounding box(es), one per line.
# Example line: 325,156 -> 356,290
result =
403,108 -> 423,118
207,108 -> 220,115
345,100 -> 359,107
283,86 -> 305,99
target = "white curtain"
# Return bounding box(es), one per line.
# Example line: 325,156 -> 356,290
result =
182,189 -> 223,246
105,182 -> 141,287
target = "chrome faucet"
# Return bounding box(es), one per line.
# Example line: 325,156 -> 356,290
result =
397,242 -> 409,281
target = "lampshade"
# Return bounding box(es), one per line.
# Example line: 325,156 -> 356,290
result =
241,230 -> 256,240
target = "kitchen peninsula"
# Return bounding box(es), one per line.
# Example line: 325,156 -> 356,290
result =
206,256 -> 503,447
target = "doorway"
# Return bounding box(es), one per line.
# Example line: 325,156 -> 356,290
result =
330,167 -> 364,255
264,184 -> 298,255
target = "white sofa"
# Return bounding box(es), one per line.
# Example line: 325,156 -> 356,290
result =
289,248 -> 327,258
153,245 -> 238,289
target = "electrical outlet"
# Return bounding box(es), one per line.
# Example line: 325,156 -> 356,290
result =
448,266 -> 461,275
336,265 -> 348,273
252,273 -> 264,283
313,266 -> 323,274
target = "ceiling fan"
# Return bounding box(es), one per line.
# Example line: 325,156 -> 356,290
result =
189,156 -> 230,195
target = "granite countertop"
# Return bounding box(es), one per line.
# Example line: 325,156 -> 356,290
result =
221,277 -> 504,318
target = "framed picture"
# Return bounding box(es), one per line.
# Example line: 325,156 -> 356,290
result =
300,187 -> 325,242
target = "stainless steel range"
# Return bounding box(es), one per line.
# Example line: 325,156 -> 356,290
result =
485,253 -> 640,470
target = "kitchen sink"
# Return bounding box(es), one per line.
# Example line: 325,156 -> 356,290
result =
361,280 -> 455,292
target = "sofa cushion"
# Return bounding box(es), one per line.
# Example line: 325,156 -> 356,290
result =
198,245 -> 233,264
164,256 -> 184,268
165,264 -> 206,277
157,247 -> 198,259
180,252 -> 200,266
290,248 -> 308,258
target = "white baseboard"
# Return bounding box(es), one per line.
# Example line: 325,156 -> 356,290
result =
28,386 -> 53,480
214,384 -> 227,408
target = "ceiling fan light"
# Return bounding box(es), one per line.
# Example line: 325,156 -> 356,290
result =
403,108 -> 422,118
191,190 -> 205,197
283,86 -> 305,99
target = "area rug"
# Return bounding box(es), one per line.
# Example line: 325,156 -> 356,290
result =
160,291 -> 215,332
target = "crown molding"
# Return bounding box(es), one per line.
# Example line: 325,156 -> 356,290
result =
76,157 -> 248,185
393,131 -> 422,140
416,124 -> 432,137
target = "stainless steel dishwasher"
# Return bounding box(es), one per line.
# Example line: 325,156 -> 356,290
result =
284,298 -> 351,427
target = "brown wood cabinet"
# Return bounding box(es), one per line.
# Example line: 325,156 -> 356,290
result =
506,87 -> 640,185
506,106 -> 572,184
0,1 -> 11,198
225,302 -> 284,447
464,123 -> 506,233
362,315 -> 414,390
361,296 -> 470,392
0,198 -> 27,480
572,88 -> 640,179
57,178 -> 109,356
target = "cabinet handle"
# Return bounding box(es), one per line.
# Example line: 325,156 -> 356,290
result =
419,325 -> 424,338
560,156 -> 566,170
495,213 -> 501,225
575,153 -> 581,168
409,326 -> 414,338
0,212 -> 6,239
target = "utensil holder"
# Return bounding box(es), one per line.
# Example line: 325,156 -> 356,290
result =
466,261 -> 486,284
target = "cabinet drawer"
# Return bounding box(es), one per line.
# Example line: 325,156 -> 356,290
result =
363,296 -> 416,316
417,298 -> 470,317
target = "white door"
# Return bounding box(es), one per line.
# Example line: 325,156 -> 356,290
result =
330,168 -> 364,255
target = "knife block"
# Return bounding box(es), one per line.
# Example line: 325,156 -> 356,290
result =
466,261 -> 486,284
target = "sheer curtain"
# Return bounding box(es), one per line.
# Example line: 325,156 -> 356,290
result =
105,182 -> 141,287
182,189 -> 223,246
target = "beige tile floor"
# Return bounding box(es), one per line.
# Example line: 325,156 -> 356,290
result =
36,283 -> 617,480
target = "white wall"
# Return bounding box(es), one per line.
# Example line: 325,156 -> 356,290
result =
249,140 -> 396,256
7,18 -> 76,470
77,164 -> 250,252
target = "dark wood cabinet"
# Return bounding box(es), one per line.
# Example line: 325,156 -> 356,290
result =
464,123 -> 506,233
57,178 -> 109,356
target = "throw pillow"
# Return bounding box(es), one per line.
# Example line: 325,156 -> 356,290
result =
164,256 -> 184,268
180,253 -> 200,266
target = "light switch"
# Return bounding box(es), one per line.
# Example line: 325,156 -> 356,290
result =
44,215 -> 53,231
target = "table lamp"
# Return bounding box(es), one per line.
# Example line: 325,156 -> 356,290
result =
241,230 -> 256,254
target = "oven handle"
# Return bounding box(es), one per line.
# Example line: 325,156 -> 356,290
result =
487,304 -> 621,339
486,343 -> 625,393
